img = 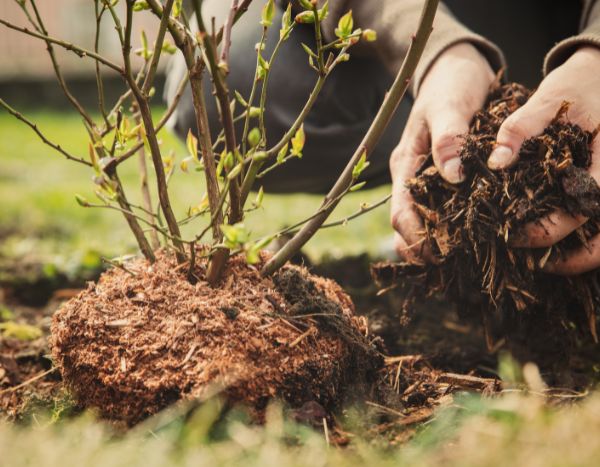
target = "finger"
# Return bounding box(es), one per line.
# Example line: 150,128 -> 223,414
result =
429,110 -> 470,184
488,93 -> 558,170
393,232 -> 425,265
390,117 -> 434,261
510,210 -> 588,248
543,231 -> 600,275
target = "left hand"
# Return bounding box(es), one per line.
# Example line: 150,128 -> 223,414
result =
487,46 -> 600,275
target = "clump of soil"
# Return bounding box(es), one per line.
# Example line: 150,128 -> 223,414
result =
51,251 -> 383,425
374,82 -> 600,345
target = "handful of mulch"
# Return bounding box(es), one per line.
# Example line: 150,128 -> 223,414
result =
373,83 -> 600,343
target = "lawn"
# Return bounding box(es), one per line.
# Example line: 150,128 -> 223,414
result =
0,108 -> 392,267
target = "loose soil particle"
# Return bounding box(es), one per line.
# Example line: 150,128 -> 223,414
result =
373,82 -> 600,347
50,252 -> 383,425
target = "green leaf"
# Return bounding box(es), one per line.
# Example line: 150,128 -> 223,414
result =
280,4 -> 293,40
186,130 -> 199,160
0,305 -> 14,321
254,186 -> 264,207
248,106 -> 262,118
298,0 -> 313,10
162,41 -> 177,54
180,156 -> 195,173
276,142 -> 289,164
301,43 -> 317,58
294,11 -> 315,24
349,181 -> 366,192
290,124 -> 305,157
223,151 -> 234,171
132,0 -> 150,11
234,90 -> 249,107
172,0 -> 182,18
318,1 -> 329,21
258,53 -> 270,72
221,223 -> 251,249
0,322 -> 43,341
260,0 -> 275,27
352,150 -> 370,179
75,194 -> 90,207
248,127 -> 261,148
227,163 -> 243,180
334,10 -> 353,38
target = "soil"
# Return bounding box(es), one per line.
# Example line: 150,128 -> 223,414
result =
50,251 -> 384,425
373,82 -> 600,354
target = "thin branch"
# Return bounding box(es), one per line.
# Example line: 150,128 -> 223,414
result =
261,0 -> 440,276
0,98 -> 90,166
0,17 -> 122,73
220,0 -> 240,69
142,0 -> 175,95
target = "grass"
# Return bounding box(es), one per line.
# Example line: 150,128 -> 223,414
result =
2,390 -> 600,467
0,108 -> 392,267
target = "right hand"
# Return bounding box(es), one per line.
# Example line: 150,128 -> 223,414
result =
389,42 -> 496,263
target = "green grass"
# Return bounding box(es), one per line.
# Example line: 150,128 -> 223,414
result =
2,391 -> 600,467
0,108 -> 392,266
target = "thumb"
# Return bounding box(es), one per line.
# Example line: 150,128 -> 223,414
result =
429,112 -> 470,184
488,95 -> 556,170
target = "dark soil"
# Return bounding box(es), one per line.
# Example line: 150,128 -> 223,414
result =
374,82 -> 600,356
50,251 -> 384,425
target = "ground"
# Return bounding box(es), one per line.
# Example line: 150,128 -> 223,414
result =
1,109 -> 600,466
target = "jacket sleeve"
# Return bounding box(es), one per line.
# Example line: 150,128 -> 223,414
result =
544,0 -> 600,73
319,0 -> 505,96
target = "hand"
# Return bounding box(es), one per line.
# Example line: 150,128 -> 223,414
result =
487,46 -> 600,275
390,42 -> 495,262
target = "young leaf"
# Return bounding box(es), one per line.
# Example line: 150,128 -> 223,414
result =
295,11 -> 315,24
280,3 -> 293,40
334,10 -> 353,38
352,150 -> 370,179
349,181 -> 366,192
318,1 -> 329,21
301,43 -> 317,58
180,156 -> 195,173
172,0 -> 182,18
132,0 -> 150,11
362,28 -> 377,42
75,194 -> 90,207
260,0 -> 275,27
234,90 -> 249,107
291,124 -> 305,157
276,142 -> 289,164
248,127 -> 261,148
227,163 -> 243,180
254,186 -> 265,207
186,130 -> 199,160
298,0 -> 313,10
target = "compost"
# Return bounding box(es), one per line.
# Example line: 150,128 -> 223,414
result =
51,251 -> 383,425
374,82 -> 600,345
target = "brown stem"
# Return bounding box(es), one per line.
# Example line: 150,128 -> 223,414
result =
109,172 -> 156,262
123,0 -> 185,262
142,0 -> 175,95
220,0 -> 240,70
0,17 -> 122,72
28,0 -> 95,128
192,1 -> 242,224
0,98 -> 90,166
261,0 -> 440,276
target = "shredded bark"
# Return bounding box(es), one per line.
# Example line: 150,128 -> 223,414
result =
373,82 -> 600,344
51,251 -> 383,425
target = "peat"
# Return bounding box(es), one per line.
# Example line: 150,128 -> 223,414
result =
50,251 -> 383,425
374,82 -> 600,347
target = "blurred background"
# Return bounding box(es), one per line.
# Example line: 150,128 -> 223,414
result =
0,0 -> 391,287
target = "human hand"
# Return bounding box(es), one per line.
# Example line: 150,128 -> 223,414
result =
487,46 -> 600,275
390,42 -> 495,262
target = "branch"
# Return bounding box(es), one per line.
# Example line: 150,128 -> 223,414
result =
220,0 -> 240,69
261,0 -> 440,276
0,98 -> 90,166
141,0 -> 175,95
0,17 -> 122,73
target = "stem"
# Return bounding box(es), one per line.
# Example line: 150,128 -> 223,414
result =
141,0 -> 175,95
94,1 -> 110,127
192,1 -> 242,224
240,74 -> 326,204
220,0 -> 240,69
28,0 -> 95,128
0,17 -> 122,73
123,0 -> 185,262
0,98 -> 90,166
261,0 -> 440,276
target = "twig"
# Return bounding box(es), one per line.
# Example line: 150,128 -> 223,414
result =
261,0 -> 440,276
0,98 -> 90,166
0,368 -> 57,396
220,0 -> 240,69
0,17 -> 122,72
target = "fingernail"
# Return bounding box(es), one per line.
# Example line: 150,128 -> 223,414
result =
488,144 -> 514,169
441,158 -> 465,184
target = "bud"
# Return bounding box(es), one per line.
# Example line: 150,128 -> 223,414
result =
362,29 -> 377,42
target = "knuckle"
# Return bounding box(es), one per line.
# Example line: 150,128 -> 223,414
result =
432,132 -> 461,161
499,115 -> 527,141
